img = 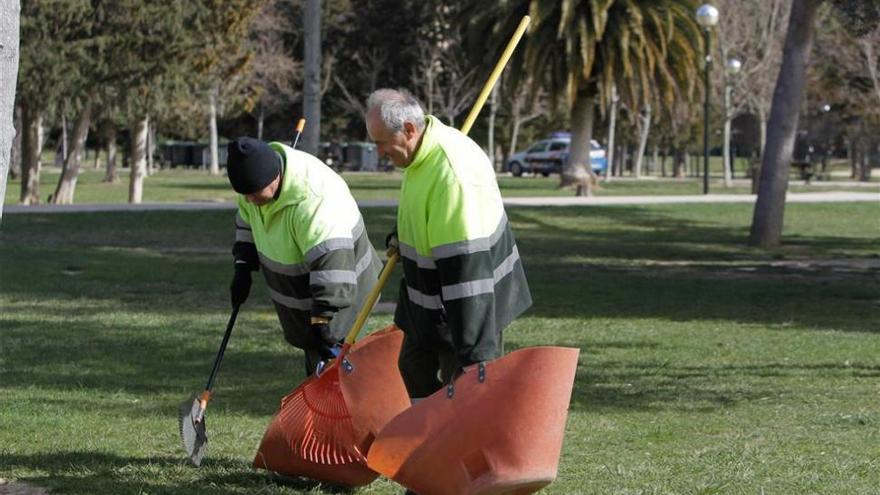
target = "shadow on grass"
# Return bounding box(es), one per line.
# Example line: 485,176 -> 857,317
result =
0,451 -> 353,495
569,359 -> 880,413
1,206 -> 878,417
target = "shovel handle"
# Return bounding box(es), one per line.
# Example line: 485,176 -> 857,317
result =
204,305 -> 240,394
343,251 -> 399,346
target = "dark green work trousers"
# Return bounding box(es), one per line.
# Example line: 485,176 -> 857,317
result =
397,331 -> 504,399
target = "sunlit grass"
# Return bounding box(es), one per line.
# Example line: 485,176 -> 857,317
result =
1,203 -> 878,493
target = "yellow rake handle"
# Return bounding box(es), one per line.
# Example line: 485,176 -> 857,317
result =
459,15 -> 531,136
343,251 -> 400,345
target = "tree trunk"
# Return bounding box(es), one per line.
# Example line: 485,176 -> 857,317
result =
55,113 -> 67,168
257,103 -> 264,141
0,0 -> 19,217
128,116 -> 148,204
51,94 -> 94,204
208,88 -> 220,175
560,88 -> 596,196
758,107 -> 767,160
651,145 -> 659,177
859,142 -> 871,181
488,84 -> 498,171
146,120 -> 156,174
103,125 -> 118,183
661,148 -> 667,177
9,104 -> 21,179
723,83 -> 734,187
673,146 -> 686,178
604,86 -> 618,182
19,105 -> 41,205
749,0 -> 819,248
634,105 -> 651,178
301,0 -> 322,155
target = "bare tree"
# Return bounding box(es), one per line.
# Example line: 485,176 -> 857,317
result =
0,0 -> 20,219
51,91 -> 96,204
301,0 -> 322,155
128,116 -> 148,204
507,83 -> 546,158
9,105 -> 20,179
249,0 -> 301,140
603,86 -> 619,182
633,104 -> 652,178
716,0 -> 791,160
334,48 -> 387,116
749,0 -> 820,247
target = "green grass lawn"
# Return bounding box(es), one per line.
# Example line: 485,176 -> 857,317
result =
5,165 -> 878,205
1,203 -> 879,494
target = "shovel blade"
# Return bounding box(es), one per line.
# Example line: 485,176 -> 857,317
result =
179,395 -> 208,466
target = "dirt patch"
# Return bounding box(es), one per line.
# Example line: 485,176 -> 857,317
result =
0,479 -> 49,495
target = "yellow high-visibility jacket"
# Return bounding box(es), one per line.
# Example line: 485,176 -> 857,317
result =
233,143 -> 382,348
396,116 -> 532,365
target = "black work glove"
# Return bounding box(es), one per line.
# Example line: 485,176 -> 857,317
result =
230,264 -> 252,308
312,320 -> 339,361
385,229 -> 399,256
312,321 -> 336,347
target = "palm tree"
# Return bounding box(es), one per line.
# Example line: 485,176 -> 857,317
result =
467,0 -> 702,195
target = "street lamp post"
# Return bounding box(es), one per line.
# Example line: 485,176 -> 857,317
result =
723,57 -> 741,186
696,4 -> 719,195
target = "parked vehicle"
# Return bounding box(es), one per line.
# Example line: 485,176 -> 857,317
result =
506,133 -> 607,177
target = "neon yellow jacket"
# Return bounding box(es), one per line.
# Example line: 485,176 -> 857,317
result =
395,116 -> 532,364
233,143 -> 381,348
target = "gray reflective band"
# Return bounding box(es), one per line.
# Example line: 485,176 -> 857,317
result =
351,217 -> 365,241
310,270 -> 357,285
440,245 -> 521,301
431,214 -> 508,260
406,286 -> 443,310
493,245 -> 520,282
442,278 -> 494,300
302,217 -> 366,264
400,242 -> 437,269
235,229 -> 254,243
305,237 -> 355,264
259,253 -> 309,276
354,250 -> 373,275
268,287 -> 312,310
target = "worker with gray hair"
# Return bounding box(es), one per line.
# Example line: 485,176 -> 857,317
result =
364,88 -> 532,399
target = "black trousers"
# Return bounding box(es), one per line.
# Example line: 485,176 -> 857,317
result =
397,331 -> 504,399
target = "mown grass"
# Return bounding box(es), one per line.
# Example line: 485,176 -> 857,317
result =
5,165 -> 878,206
1,202 -> 879,494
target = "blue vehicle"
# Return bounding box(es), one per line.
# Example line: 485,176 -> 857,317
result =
506,134 -> 607,177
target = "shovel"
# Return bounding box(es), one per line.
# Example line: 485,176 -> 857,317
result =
178,305 -> 239,466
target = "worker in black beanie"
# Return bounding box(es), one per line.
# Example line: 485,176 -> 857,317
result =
225,137 -> 383,376
227,137 -> 283,196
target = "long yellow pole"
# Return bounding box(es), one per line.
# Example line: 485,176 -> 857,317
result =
460,15 -> 531,136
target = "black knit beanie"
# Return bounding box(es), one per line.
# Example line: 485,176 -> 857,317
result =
226,137 -> 281,194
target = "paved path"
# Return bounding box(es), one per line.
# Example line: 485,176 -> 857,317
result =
3,191 -> 876,215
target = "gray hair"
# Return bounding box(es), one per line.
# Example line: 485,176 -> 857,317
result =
366,88 -> 426,133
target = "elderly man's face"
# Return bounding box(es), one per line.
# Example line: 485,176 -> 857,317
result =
366,109 -> 422,168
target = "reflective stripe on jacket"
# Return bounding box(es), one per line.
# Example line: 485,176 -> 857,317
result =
233,143 -> 382,347
395,116 -> 532,365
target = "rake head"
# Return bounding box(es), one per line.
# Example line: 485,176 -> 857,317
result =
277,361 -> 365,465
